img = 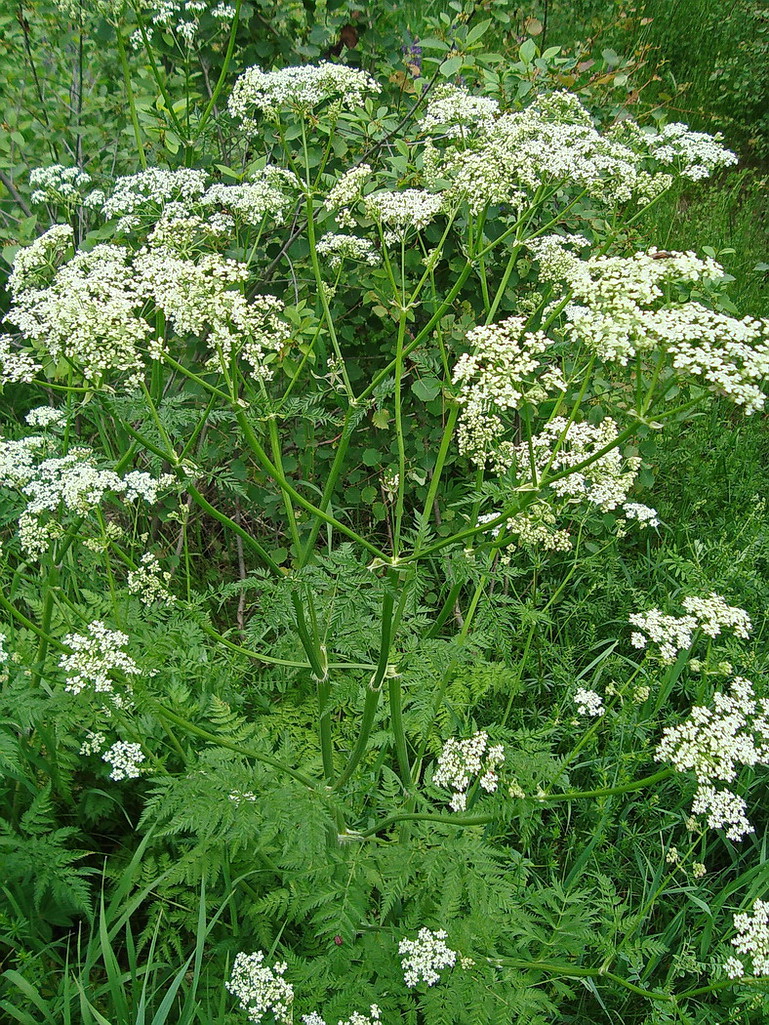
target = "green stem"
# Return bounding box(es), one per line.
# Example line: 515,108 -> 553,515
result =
115,26 -> 147,170
152,703 -> 317,789
193,0 -> 243,140
334,572 -> 399,790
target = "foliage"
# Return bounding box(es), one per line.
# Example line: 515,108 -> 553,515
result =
1,5 -> 769,1025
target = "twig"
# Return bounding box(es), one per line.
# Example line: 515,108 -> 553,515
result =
0,170 -> 32,217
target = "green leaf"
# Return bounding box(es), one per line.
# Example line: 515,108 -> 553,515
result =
361,448 -> 382,467
519,39 -> 537,64
412,377 -> 442,402
439,55 -> 464,78
466,19 -> 491,44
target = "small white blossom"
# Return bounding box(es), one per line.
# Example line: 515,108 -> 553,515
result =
24,406 -> 65,429
80,730 -> 106,756
0,333 -> 41,386
226,951 -> 294,1024
8,224 -> 74,296
723,955 -> 745,979
315,233 -> 380,270
574,688 -> 605,717
60,621 -> 140,695
399,928 -> 457,987
419,83 -> 499,138
623,502 -> 660,528
433,731 -> 504,811
657,676 -> 768,841
365,189 -> 443,244
102,740 -> 145,781
229,62 -> 378,128
127,553 -> 176,606
731,899 -> 769,976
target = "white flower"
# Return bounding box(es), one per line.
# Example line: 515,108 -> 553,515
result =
7,243 -> 152,386
631,595 -> 751,663
657,676 -> 768,841
0,334 -> 41,386
574,688 -> 605,717
128,553 -> 176,606
399,928 -> 457,987
419,83 -> 499,138
623,502 -> 660,528
201,168 -> 296,225
103,740 -> 145,781
731,899 -> 769,975
723,955 -> 745,979
364,189 -> 443,244
8,224 -> 74,296
315,234 -> 380,270
29,165 -> 92,205
80,731 -> 106,755
433,731 -> 504,810
226,951 -> 294,1024
229,62 -> 378,127
102,168 -> 209,219
643,122 -> 739,180
60,621 -> 140,696
24,406 -> 65,429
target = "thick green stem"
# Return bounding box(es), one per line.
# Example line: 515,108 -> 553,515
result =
333,572 -> 399,790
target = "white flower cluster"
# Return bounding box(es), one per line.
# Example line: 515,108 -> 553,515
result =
127,553 -> 175,606
478,504 -> 572,552
24,406 -> 65,429
8,223 -> 74,296
0,333 -> 41,386
575,688 -> 605,717
0,433 -> 173,557
657,676 -> 768,841
419,84 -> 499,138
728,899 -> 769,978
141,0 -> 236,44
80,730 -> 106,756
530,241 -> 769,413
0,435 -> 46,488
324,164 -> 372,227
201,167 -> 296,225
364,189 -> 443,245
145,202 -> 234,251
102,740 -> 145,781
452,316 -> 562,470
29,165 -> 92,205
399,928 -> 457,987
102,168 -> 209,219
315,233 -> 380,270
228,62 -> 378,128
623,502 -> 660,528
7,243 -> 152,386
303,1007 -> 381,1025
136,248 -> 290,378
425,92 -> 672,215
643,123 -> 739,180
226,951 -> 294,1024
630,594 -> 751,663
513,418 -> 641,512
60,621 -> 140,696
433,730 -> 505,812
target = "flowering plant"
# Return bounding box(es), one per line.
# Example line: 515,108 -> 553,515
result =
1,35 -> 768,1025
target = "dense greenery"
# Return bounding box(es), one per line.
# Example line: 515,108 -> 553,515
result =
0,3 -> 767,1024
